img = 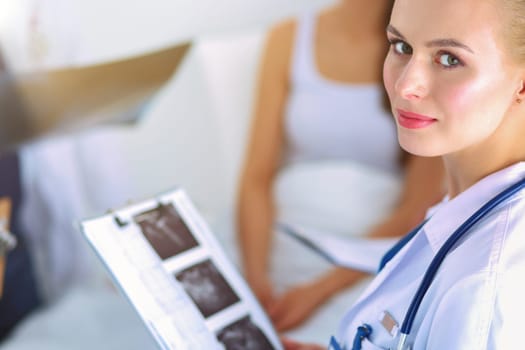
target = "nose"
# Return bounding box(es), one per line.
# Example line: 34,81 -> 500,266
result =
395,58 -> 428,101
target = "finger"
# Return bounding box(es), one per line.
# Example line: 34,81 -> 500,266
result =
279,299 -> 320,331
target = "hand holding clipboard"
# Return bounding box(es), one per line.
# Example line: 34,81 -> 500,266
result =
0,197 -> 17,298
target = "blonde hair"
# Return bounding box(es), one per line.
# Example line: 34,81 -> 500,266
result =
501,0 -> 525,63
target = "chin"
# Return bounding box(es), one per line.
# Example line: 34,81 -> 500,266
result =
398,134 -> 442,157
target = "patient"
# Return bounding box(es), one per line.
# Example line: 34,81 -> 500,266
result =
236,0 -> 444,332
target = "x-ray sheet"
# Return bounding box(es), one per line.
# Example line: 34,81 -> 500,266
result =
277,223 -> 399,274
81,189 -> 281,350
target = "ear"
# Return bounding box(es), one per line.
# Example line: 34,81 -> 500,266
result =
516,80 -> 525,104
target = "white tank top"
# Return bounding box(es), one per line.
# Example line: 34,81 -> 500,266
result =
284,13 -> 401,175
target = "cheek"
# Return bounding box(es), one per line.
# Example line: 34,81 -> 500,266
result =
383,57 -> 397,102
441,83 -> 477,115
436,75 -> 504,123
436,75 -> 514,148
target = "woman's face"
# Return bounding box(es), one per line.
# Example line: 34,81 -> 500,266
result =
383,0 -> 523,157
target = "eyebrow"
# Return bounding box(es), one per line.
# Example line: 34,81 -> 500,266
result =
386,24 -> 474,54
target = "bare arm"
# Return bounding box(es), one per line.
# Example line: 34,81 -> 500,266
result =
367,155 -> 445,238
236,21 -> 295,306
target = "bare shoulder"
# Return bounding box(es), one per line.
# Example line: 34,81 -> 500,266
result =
263,18 -> 297,67
267,19 -> 296,48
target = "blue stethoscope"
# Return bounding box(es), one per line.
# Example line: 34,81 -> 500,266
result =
330,176 -> 525,350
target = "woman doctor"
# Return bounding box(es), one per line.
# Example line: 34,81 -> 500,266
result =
283,0 -> 525,348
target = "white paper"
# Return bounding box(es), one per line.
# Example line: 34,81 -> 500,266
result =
276,223 -> 399,274
81,189 -> 282,350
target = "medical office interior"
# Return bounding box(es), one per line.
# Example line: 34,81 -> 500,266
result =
0,0 -> 416,348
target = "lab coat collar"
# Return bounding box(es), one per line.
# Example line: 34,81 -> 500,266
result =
423,162 -> 525,253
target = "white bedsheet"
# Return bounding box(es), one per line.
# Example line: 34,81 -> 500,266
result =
0,287 -> 157,350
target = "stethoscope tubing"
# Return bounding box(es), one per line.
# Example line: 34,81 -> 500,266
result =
399,176 -> 525,338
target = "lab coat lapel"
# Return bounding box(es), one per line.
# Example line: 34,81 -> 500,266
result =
353,230 -> 422,306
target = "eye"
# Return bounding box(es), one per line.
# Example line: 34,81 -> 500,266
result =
391,40 -> 413,55
437,52 -> 462,68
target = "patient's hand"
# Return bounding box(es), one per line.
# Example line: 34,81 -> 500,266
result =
269,281 -> 327,331
281,337 -> 325,350
270,268 -> 368,331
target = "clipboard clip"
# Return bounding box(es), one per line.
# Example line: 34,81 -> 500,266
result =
112,200 -> 169,228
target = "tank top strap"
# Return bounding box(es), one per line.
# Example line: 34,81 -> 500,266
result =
290,12 -> 318,84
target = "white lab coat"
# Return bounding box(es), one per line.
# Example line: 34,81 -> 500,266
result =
336,162 -> 525,349
18,129 -> 131,303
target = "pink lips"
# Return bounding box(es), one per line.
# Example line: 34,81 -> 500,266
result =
396,109 -> 437,129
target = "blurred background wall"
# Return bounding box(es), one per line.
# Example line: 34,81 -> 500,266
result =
0,0 -> 335,230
